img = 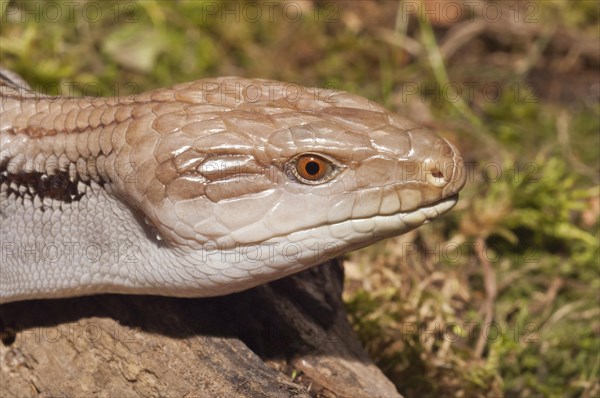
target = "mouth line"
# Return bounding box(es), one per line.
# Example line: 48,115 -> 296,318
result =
373,193 -> 459,224
310,194 -> 461,236
326,193 -> 460,228
415,194 -> 459,215
219,194 -> 461,249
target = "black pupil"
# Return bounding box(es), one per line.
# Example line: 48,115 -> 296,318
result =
305,161 -> 320,175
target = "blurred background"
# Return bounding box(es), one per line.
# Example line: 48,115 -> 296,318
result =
1,1 -> 598,396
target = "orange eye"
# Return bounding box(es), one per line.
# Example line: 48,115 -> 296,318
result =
289,153 -> 340,184
296,155 -> 329,181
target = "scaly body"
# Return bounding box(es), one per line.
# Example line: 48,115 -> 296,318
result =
0,72 -> 465,303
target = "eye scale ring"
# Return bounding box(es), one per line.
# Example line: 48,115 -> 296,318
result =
287,153 -> 342,185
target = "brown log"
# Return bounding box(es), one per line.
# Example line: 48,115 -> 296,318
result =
0,260 -> 401,398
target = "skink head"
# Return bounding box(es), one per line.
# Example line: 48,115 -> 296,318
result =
113,78 -> 465,287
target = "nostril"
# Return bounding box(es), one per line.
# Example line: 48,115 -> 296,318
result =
426,164 -> 448,187
431,169 -> 444,179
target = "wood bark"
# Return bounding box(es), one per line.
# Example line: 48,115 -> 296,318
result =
0,260 -> 401,397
